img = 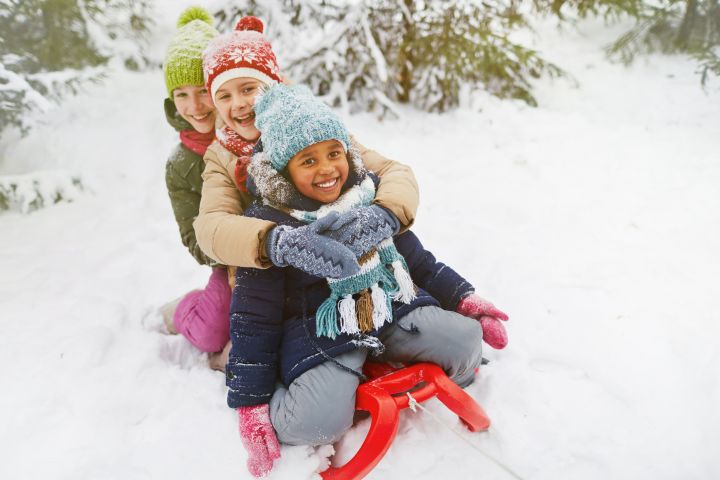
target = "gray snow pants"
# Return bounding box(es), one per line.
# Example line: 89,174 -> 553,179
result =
269,305 -> 484,446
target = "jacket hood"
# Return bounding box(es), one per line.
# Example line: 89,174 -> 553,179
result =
164,98 -> 193,132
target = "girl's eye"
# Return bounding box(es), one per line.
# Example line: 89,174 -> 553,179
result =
329,150 -> 340,158
217,94 -> 230,101
199,88 -> 208,95
302,158 -> 316,166
174,92 -> 187,98
242,86 -> 256,95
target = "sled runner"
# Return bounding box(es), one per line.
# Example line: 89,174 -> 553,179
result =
321,362 -> 491,480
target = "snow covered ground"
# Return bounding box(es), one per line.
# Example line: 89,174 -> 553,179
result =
1,10 -> 719,480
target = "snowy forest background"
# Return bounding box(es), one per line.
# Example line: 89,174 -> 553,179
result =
1,0 -> 719,207
1,1 -> 719,480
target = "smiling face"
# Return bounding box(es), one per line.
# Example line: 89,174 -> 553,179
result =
213,77 -> 264,141
287,140 -> 349,204
172,85 -> 216,133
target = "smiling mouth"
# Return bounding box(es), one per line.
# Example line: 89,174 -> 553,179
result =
233,111 -> 255,125
191,112 -> 212,121
315,178 -> 339,189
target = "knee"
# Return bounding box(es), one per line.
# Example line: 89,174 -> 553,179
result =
196,327 -> 230,353
272,357 -> 363,446
457,317 -> 484,361
274,392 -> 356,446
289,404 -> 355,446
174,294 -> 230,353
446,314 -> 484,387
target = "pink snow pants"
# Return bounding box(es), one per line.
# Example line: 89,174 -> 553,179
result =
173,267 -> 231,353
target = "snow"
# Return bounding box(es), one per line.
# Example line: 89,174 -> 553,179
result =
1,12 -> 719,480
0,169 -> 85,213
0,62 -> 53,111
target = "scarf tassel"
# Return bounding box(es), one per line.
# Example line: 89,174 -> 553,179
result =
370,284 -> 392,330
316,295 -> 340,339
377,240 -> 416,304
356,289 -> 375,333
333,287 -> 393,337
315,257 -> 414,339
390,259 -> 417,303
338,294 -> 358,335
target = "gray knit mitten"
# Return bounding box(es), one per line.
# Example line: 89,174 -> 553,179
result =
323,205 -> 400,257
266,212 -> 361,279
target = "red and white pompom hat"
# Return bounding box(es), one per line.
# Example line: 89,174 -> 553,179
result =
203,16 -> 282,102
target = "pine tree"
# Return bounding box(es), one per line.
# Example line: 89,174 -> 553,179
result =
0,0 -> 152,213
0,0 -> 152,135
611,0 -> 720,87
283,2 -> 396,114
212,0 -> 565,114
539,0 -> 720,86
392,0 -> 565,110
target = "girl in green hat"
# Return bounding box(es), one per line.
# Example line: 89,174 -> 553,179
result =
160,7 -> 230,369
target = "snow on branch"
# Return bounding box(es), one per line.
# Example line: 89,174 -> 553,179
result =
0,170 -> 86,214
214,0 -> 566,114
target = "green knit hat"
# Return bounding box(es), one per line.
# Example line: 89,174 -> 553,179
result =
163,6 -> 219,98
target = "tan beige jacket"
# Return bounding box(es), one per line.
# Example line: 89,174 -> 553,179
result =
193,137 -> 419,268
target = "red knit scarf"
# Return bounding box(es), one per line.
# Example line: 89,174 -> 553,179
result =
179,130 -> 215,156
216,125 -> 257,192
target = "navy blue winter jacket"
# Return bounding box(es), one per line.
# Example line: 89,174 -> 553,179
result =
226,204 -> 474,408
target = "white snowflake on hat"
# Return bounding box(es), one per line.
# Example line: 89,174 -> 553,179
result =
204,55 -> 220,77
228,46 -> 259,65
264,57 -> 279,76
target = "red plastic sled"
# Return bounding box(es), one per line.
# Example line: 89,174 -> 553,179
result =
320,362 -> 490,480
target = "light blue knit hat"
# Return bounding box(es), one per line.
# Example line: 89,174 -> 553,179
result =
254,84 -> 351,171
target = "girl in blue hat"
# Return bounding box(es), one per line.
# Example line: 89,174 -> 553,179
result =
227,83 -> 509,477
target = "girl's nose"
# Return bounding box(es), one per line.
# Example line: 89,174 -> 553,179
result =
318,159 -> 334,174
190,97 -> 203,112
233,94 -> 251,110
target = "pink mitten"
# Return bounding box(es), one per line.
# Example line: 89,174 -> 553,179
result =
237,404 -> 281,478
479,315 -> 509,350
456,293 -> 509,349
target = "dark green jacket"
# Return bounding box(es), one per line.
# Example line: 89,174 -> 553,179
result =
164,99 -> 218,267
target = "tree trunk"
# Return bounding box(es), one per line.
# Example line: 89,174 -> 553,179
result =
709,0 -> 720,45
397,0 -> 414,104
676,0 -> 699,50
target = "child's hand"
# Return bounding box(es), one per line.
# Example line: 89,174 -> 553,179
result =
322,205 -> 400,256
456,293 -> 509,349
265,212 -> 361,278
237,404 -> 281,477
479,315 -> 509,350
